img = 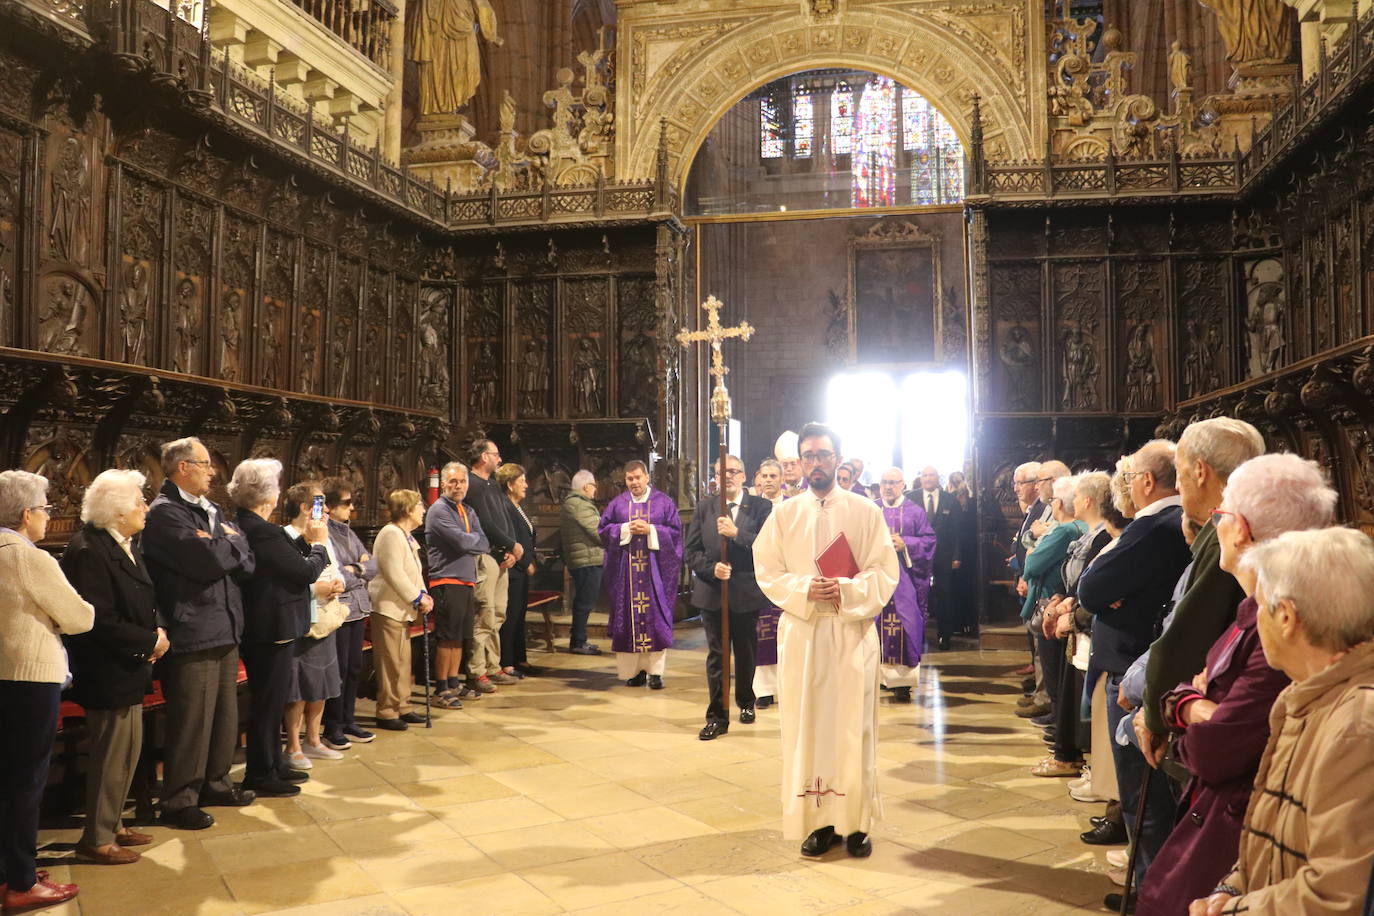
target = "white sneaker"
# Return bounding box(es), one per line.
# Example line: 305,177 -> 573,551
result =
1106,849 -> 1129,868
301,742 -> 344,761
1069,781 -> 1106,803
1067,767 -> 1092,791
1107,865 -> 1127,887
286,750 -> 312,770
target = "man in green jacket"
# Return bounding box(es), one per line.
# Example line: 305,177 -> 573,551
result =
1136,418 -> 1265,762
561,470 -> 604,655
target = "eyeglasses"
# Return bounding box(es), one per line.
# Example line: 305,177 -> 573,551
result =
1210,508 -> 1236,527
337,498 -> 353,506
799,451 -> 837,463
720,469 -> 745,477
1121,471 -> 1146,482
1034,476 -> 1054,484
28,504 -> 53,515
183,459 -> 212,468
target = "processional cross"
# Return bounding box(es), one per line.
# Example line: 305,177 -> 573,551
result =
677,295 -> 754,718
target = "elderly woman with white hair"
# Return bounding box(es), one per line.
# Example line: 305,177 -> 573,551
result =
0,471 -> 92,911
560,469 -> 603,655
1188,525 -> 1374,916
1134,454 -> 1336,916
60,470 -> 169,866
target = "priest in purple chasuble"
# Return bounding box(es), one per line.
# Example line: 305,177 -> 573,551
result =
752,458 -> 786,706
754,423 -> 898,857
875,467 -> 937,701
598,459 -> 683,685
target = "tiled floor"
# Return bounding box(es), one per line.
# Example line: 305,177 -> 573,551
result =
37,632 -> 1119,915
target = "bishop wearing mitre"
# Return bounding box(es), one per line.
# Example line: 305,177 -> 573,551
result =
753,422 -> 899,859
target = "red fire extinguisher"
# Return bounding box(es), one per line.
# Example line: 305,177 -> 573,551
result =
426,467 -> 440,506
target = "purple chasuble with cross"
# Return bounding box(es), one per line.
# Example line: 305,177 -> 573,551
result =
876,498 -> 937,668
598,489 -> 682,654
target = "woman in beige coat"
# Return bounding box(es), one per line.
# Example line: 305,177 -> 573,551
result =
0,470 -> 94,912
1191,527 -> 1374,916
368,489 -> 433,731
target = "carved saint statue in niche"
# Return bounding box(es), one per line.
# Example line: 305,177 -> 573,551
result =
418,306 -> 449,410
1125,324 -> 1159,411
1060,324 -> 1100,410
1197,0 -> 1292,67
220,290 -> 242,381
262,308 -> 282,388
37,278 -> 87,356
299,311 -> 319,392
49,137 -> 90,264
573,337 -> 603,415
172,278 -> 199,374
471,341 -> 498,417
620,333 -> 656,416
406,0 -> 502,115
1245,282 -> 1285,377
331,321 -> 352,397
519,339 -> 548,414
998,324 -> 1037,411
120,262 -> 150,364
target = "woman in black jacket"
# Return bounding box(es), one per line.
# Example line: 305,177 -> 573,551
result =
229,459 -> 331,798
61,470 -> 167,866
497,463 -> 538,677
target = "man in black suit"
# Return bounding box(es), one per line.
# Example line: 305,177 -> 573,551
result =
908,466 -> 963,650
684,454 -> 772,740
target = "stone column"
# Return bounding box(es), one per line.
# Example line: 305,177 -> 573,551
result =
385,0 -> 406,164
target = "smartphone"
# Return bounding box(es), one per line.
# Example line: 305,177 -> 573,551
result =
311,494 -> 325,521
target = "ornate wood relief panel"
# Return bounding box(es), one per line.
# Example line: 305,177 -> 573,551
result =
417,286 -> 452,414
1114,260 -> 1165,412
260,229 -> 296,389
0,127 -> 23,348
1050,261 -> 1105,412
331,258 -> 362,400
514,279 -> 555,418
361,267 -> 391,404
299,243 -> 329,395
466,282 -> 504,420
988,262 -> 1042,412
564,276 -> 609,417
617,275 -> 658,418
219,212 -> 258,383
1177,258 -> 1229,399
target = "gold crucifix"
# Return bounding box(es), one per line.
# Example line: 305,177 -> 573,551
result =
677,295 -> 754,425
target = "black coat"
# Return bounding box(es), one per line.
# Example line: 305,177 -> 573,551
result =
236,509 -> 329,646
505,499 -> 538,580
684,492 -> 771,613
60,525 -> 161,709
907,488 -> 962,572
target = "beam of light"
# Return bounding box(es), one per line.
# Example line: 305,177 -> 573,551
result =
825,372 -> 898,479
899,369 -> 969,481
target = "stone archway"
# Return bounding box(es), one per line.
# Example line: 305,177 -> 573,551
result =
615,0 -> 1045,187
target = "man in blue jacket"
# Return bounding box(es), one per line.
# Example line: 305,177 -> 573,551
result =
142,438 -> 257,830
1077,439 -> 1192,900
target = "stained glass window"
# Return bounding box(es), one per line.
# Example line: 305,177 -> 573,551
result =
852,76 -> 897,208
830,81 -> 853,156
793,87 -> 814,157
902,89 -> 964,204
760,94 -> 784,159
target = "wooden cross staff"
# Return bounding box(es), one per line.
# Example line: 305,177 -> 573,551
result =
677,295 -> 754,719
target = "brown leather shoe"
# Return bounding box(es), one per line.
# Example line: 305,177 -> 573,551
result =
115,828 -> 153,847
75,842 -> 141,865
3,874 -> 80,911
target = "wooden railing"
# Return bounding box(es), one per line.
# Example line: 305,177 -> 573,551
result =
288,0 -> 394,70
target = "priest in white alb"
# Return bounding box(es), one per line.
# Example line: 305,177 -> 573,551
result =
753,422 -> 899,858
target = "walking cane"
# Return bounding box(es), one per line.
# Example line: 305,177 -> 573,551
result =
1120,757 -> 1154,915
419,607 -> 433,728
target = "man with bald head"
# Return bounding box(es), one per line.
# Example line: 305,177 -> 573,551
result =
875,469 -> 936,699
908,465 -> 964,650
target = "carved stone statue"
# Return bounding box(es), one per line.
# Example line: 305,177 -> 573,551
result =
1197,0 -> 1293,68
519,338 -> 549,414
998,324 -> 1036,411
471,341 -> 498,416
220,290 -> 241,381
172,278 -> 199,374
38,278 -> 87,356
406,0 -> 502,115
120,262 -> 150,364
1060,324 -> 1100,410
419,295 -> 449,410
1125,324 -> 1159,410
573,336 -> 603,414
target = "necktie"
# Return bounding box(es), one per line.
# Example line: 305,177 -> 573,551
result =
727,501 -> 737,522
927,492 -> 935,515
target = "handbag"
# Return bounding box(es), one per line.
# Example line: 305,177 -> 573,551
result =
308,597 -> 348,639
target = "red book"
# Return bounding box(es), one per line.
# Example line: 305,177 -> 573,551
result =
815,531 -> 860,579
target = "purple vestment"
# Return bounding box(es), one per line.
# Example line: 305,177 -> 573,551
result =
598,488 -> 682,653
876,498 -> 936,668
755,605 -> 780,665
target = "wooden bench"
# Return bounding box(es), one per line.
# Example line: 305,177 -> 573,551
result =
528,590 -> 562,651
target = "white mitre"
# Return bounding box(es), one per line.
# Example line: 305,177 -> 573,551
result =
773,430 -> 799,461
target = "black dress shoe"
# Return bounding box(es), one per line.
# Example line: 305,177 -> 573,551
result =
374,717 -> 408,731
242,778 -> 300,798
626,671 -> 648,687
199,786 -> 256,807
756,695 -> 774,709
845,831 -> 872,858
698,721 -> 728,741
1080,819 -> 1128,845
1030,712 -> 1056,726
279,767 -> 310,784
1022,676 -> 1036,693
1103,891 -> 1136,913
891,686 -> 912,702
158,807 -> 214,830
1090,814 -> 1109,827
648,675 -> 664,690
399,711 -> 428,724
739,706 -> 756,724
937,635 -> 952,650
800,826 -> 841,857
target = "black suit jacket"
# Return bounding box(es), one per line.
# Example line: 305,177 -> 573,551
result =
506,499 -> 538,580
907,488 -> 962,572
684,492 -> 771,613
61,525 -> 161,709
236,509 -> 329,646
